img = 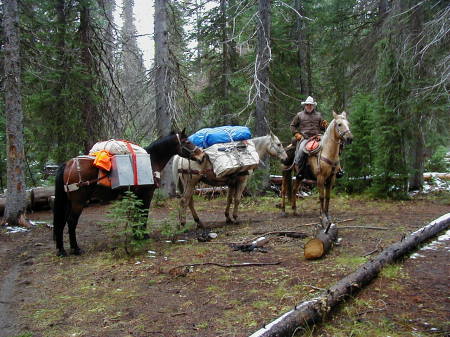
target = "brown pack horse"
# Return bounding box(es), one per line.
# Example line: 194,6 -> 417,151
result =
281,111 -> 353,224
53,131 -> 205,256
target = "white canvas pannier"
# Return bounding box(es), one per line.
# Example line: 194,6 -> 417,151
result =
89,139 -> 147,155
204,140 -> 260,178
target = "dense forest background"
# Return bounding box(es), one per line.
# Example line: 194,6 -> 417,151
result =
1,0 -> 449,200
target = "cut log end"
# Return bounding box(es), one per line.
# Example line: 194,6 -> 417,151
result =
304,238 -> 325,259
304,224 -> 338,260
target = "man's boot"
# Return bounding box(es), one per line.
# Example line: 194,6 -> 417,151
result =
336,168 -> 345,179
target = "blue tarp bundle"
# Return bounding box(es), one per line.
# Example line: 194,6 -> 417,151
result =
189,126 -> 252,148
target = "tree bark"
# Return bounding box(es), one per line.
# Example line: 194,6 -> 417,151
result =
249,213 -> 450,337
294,0 -> 311,96
30,187 -> 55,210
80,2 -> 100,153
154,0 -> 175,195
304,224 -> 338,259
2,0 -> 27,226
254,0 -> 271,137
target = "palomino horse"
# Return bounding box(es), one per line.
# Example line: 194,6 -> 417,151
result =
173,134 -> 288,228
53,131 -> 205,256
281,111 -> 353,224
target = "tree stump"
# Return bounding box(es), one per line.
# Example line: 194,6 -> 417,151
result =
304,224 -> 338,259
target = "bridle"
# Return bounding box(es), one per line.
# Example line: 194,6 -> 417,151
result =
269,137 -> 286,159
176,133 -> 202,160
333,119 -> 351,144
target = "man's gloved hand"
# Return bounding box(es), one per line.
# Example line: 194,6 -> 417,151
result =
294,133 -> 303,141
321,120 -> 329,129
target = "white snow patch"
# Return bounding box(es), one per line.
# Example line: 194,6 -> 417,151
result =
410,228 -> 450,259
6,226 -> 29,233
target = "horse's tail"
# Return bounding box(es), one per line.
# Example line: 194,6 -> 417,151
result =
53,163 -> 67,241
282,166 -> 293,203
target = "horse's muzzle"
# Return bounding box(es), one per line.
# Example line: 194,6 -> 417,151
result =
345,135 -> 353,145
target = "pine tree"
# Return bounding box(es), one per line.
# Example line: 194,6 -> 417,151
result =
2,0 -> 28,226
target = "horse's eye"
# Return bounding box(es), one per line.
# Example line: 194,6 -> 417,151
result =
338,123 -> 342,127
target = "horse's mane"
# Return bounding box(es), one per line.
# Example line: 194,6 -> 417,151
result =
144,132 -> 177,154
322,118 -> 336,143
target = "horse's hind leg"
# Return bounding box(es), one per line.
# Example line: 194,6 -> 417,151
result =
292,178 -> 301,216
225,186 -> 235,224
54,219 -> 67,257
280,169 -> 290,217
67,204 -> 83,255
231,177 -> 248,224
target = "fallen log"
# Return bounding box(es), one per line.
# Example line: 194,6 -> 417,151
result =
304,224 -> 338,259
30,186 -> 55,210
423,172 -> 450,181
248,213 -> 450,337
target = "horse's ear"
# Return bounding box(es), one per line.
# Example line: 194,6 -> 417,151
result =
181,128 -> 186,136
270,131 -> 275,139
341,111 -> 347,118
332,110 -> 338,119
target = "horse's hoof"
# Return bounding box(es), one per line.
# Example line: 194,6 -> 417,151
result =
71,248 -> 83,255
196,221 -> 205,229
226,218 -> 233,225
56,250 -> 67,257
281,212 -> 287,217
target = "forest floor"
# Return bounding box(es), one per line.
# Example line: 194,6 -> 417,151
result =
0,191 -> 449,337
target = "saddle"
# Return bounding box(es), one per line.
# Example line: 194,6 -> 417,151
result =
303,135 -> 322,155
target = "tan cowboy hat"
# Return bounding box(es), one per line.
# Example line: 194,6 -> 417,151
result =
301,96 -> 317,106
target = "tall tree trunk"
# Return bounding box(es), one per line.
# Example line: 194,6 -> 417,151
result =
220,0 -> 231,124
154,0 -> 174,195
2,0 -> 27,226
80,2 -> 99,153
254,0 -> 271,191
54,0 -> 69,163
254,0 -> 271,137
294,0 -> 310,96
408,1 -> 425,191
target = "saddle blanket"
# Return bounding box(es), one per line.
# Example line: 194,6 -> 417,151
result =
205,140 -> 259,178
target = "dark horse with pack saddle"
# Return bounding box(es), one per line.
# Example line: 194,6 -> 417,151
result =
53,130 -> 205,257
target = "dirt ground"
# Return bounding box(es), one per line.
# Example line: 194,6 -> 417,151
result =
0,191 -> 449,337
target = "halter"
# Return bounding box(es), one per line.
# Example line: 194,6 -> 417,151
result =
268,136 -> 285,158
176,133 -> 201,159
331,119 -> 351,144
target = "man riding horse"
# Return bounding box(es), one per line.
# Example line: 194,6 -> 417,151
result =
286,96 -> 343,180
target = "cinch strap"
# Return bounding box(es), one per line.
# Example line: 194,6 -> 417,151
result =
126,142 -> 139,185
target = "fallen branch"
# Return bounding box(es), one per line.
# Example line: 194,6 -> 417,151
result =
248,213 -> 450,337
169,261 -> 281,275
362,239 -> 383,257
339,226 -> 388,230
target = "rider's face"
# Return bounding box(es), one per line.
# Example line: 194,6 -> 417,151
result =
305,104 -> 314,113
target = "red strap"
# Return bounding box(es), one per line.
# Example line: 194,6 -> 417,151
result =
126,142 -> 139,185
